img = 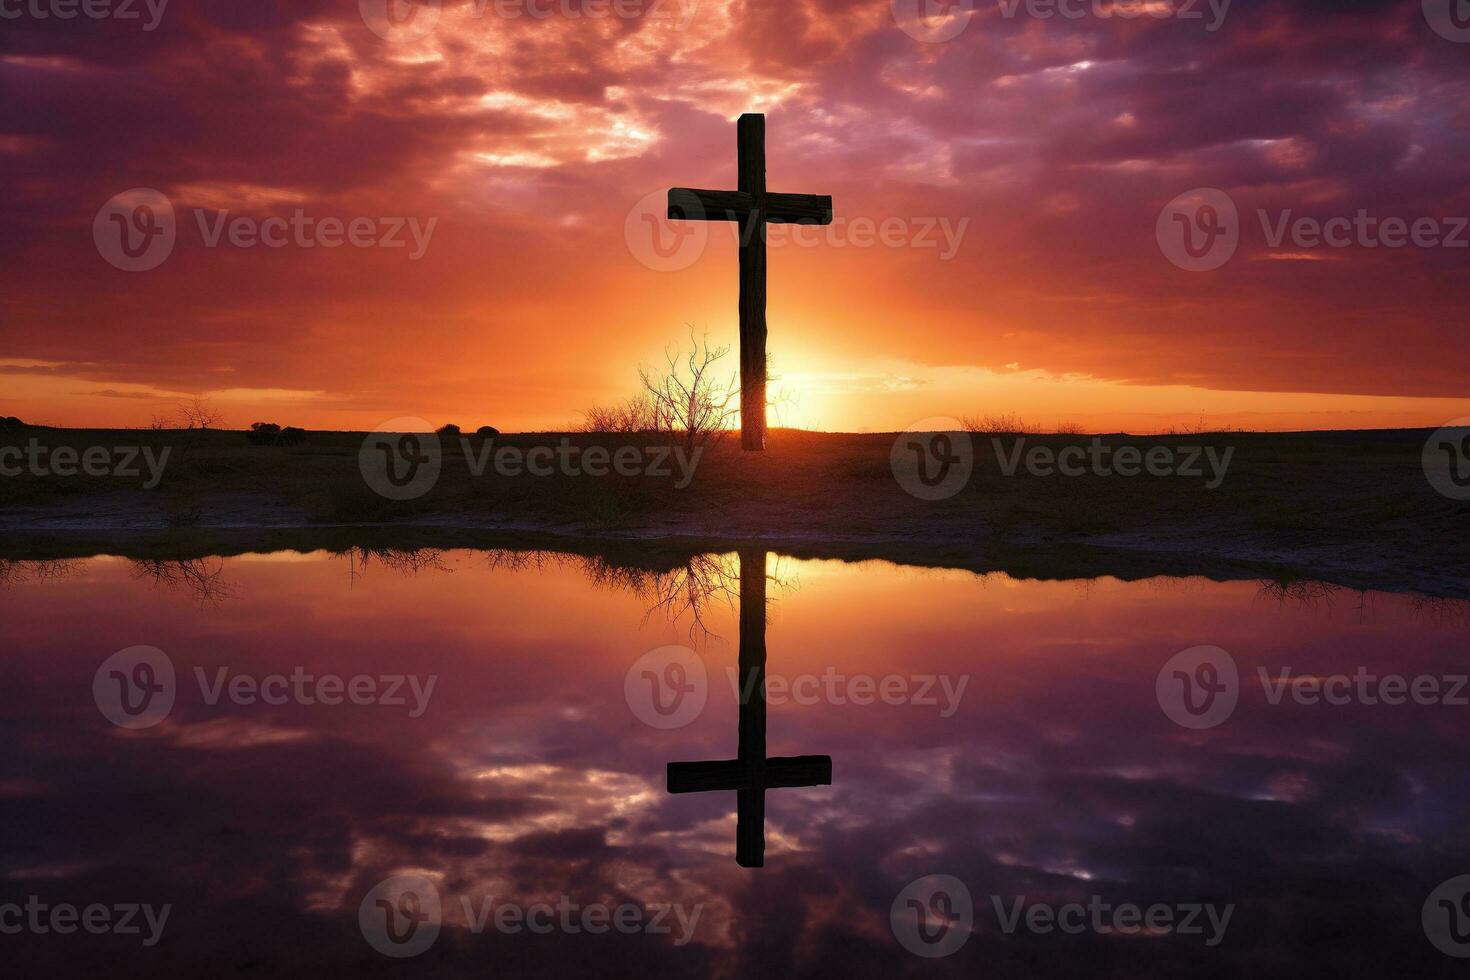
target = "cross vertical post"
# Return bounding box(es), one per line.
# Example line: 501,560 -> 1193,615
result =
737,115 -> 768,452
668,114 -> 833,453
735,544 -> 768,864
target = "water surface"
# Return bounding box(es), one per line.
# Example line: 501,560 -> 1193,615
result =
2,549 -> 1468,976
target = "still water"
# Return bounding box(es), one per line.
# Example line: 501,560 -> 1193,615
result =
2,548 -> 1469,976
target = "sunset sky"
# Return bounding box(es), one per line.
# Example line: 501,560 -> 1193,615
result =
3,0 -> 1469,433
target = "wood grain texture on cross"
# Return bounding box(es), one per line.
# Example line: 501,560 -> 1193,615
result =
667,114 -> 833,451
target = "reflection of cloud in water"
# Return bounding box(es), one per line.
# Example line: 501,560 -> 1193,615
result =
3,550 -> 1470,974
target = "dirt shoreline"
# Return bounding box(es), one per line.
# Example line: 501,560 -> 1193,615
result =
0,512 -> 1459,600
2,427 -> 1466,598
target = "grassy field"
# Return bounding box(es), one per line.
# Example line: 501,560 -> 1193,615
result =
0,425 -> 1465,596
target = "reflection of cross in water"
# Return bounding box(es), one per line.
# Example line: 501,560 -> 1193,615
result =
666,549 -> 832,867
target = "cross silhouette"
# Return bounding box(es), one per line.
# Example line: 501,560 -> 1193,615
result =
666,549 -> 832,867
667,114 -> 833,452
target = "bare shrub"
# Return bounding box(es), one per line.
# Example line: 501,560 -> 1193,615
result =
178,396 -> 223,430
581,330 -> 739,455
638,331 -> 738,455
581,394 -> 657,434
962,414 -> 1089,436
962,412 -> 1035,435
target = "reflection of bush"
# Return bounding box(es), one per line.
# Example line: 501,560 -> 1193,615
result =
130,558 -> 233,604
482,548 -> 789,638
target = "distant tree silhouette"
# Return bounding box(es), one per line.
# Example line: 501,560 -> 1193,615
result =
178,396 -> 223,430
437,423 -> 460,435
476,425 -> 499,437
278,426 -> 306,445
247,422 -> 281,445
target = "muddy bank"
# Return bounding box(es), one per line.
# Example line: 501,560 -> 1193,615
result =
1,427 -> 1466,598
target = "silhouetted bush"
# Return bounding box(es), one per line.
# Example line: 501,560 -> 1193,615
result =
581,395 -> 656,434
476,426 -> 499,437
247,422 -> 306,446
437,424 -> 461,435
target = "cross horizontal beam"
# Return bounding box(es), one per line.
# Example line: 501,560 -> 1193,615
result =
666,755 -> 834,794
668,188 -> 833,225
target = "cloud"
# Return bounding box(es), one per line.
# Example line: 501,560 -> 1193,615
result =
0,0 -> 1466,429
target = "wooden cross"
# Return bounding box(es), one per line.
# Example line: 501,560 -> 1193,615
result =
667,114 -> 833,452
666,549 -> 832,867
